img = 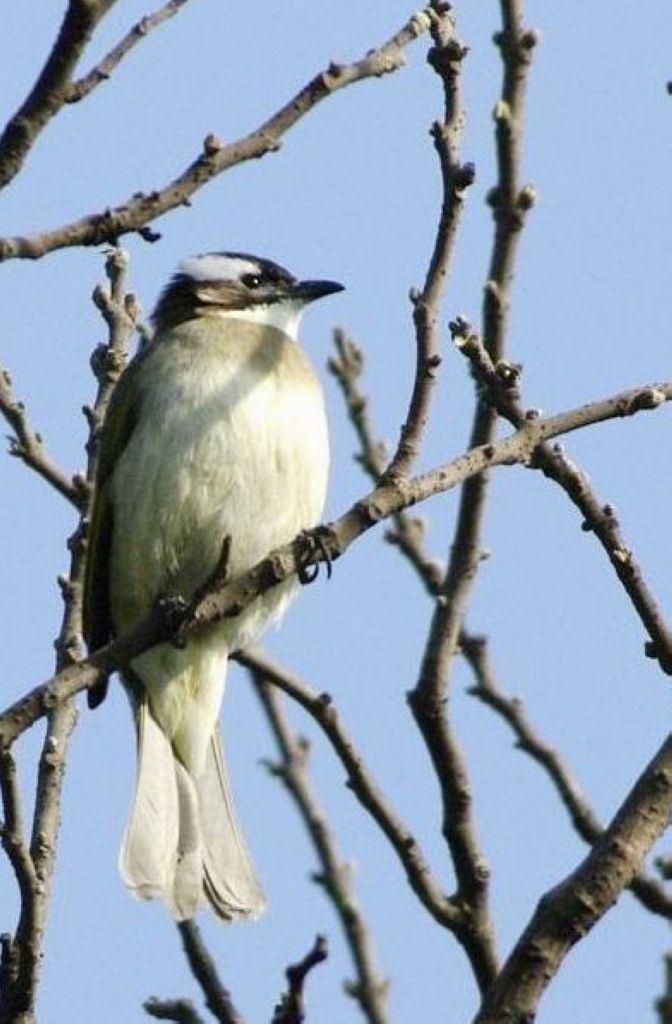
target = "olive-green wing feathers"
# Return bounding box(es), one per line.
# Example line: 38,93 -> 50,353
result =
83,355 -> 145,705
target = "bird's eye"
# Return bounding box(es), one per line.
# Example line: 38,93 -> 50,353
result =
242,273 -> 263,289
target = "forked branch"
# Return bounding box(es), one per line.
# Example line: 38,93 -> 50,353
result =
251,670 -> 390,1024
0,7 -> 437,262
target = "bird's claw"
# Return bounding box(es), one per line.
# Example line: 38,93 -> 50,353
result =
294,526 -> 336,585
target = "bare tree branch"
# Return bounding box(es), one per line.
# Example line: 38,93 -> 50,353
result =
330,307 -> 672,992
463,632 -> 672,920
2,374 -> 672,748
0,750 -> 35,913
473,730 -> 672,1023
0,7 -> 437,262
407,653 -> 497,991
386,3 -> 473,480
397,11 -> 539,991
0,366 -> 82,507
88,247 -> 142,420
65,0 -> 193,104
440,0 -> 539,604
0,707 -> 78,1024
486,2 -> 538,362
0,248 -> 139,509
0,249 -> 138,1024
332,334 -> 499,987
328,330 -> 444,596
237,647 -> 459,930
0,0 -> 118,190
453,319 -> 672,676
175,921 -> 243,1024
144,997 -> 206,1024
656,952 -> 672,1024
251,674 -> 389,1024
272,936 -> 328,1024
423,0 -> 538,765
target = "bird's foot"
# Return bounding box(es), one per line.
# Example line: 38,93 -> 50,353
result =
156,594 -> 190,647
294,525 -> 338,585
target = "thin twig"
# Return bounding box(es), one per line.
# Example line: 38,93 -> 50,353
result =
386,3 -> 473,480
422,0 -> 538,790
485,2 -> 539,361
272,936 -> 328,1024
237,647 -> 459,930
407,663 -> 497,992
0,367 -> 82,507
473,731 -> 672,1023
387,7 -> 536,989
0,750 -> 35,912
65,0 -> 192,104
1,252 -> 137,513
453,319 -> 672,675
328,330 -> 443,595
405,0 -> 537,960
0,250 -> 138,1023
144,997 -> 206,1024
439,0 -> 538,620
176,922 -> 243,1024
0,8 -> 436,261
655,952 -> 672,1024
462,633 -> 672,920
251,675 -> 390,1024
328,331 -> 388,482
0,0 -> 117,190
2,375 -> 672,747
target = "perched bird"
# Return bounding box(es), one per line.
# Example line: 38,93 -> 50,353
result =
83,251 -> 342,921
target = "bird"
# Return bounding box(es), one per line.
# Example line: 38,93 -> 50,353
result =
83,251 -> 343,922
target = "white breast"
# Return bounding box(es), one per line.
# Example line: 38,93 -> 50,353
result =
109,316 -> 329,650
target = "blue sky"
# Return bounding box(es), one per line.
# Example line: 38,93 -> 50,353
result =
2,2 -> 672,1021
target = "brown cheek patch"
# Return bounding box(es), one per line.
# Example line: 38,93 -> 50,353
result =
193,281 -> 247,310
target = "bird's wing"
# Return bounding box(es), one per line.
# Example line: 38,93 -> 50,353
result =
83,352 -> 146,701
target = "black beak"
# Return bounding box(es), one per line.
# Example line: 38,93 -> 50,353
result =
294,279 -> 345,304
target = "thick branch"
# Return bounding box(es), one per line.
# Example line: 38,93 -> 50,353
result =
0,8 -> 436,262
463,633 -> 672,920
473,731 -> 672,1023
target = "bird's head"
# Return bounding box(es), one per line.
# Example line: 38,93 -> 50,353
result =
152,252 -> 344,338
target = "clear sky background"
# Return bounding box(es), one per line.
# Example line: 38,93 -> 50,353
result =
2,2 -> 672,1022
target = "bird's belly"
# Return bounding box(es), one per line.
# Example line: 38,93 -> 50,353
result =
109,367 -> 328,651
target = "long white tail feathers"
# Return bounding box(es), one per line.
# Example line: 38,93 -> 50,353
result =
120,702 -> 265,921
199,734 -> 265,919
